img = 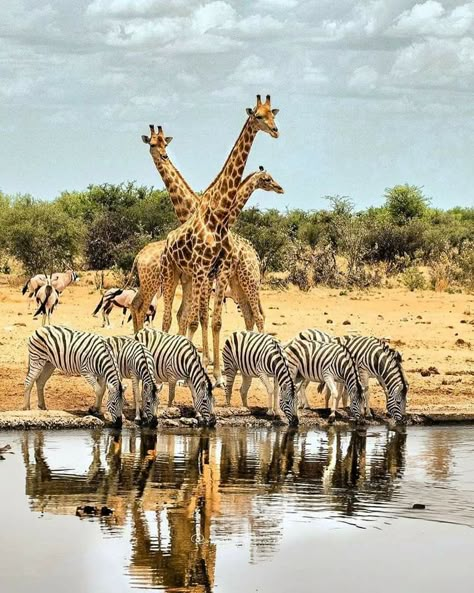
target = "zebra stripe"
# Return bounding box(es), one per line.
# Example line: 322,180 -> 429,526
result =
222,331 -> 298,426
135,328 -> 215,426
284,337 -> 364,421
107,335 -> 159,425
296,329 -> 408,421
24,326 -> 124,425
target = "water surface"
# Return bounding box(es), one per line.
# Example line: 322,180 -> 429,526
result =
1,425 -> 473,592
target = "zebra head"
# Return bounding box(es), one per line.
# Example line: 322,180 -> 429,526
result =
107,381 -> 124,428
279,378 -> 299,426
349,380 -> 364,422
381,345 -> 408,423
142,381 -> 161,427
194,376 -> 216,427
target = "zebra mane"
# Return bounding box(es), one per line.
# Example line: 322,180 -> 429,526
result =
274,338 -> 293,385
103,339 -> 121,383
336,338 -> 361,383
137,341 -> 157,386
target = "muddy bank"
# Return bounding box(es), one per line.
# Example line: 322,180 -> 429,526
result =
1,407 -> 474,430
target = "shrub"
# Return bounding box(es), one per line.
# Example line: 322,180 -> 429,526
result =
402,267 -> 426,291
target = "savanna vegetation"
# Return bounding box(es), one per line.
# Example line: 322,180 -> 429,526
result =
0,182 -> 472,292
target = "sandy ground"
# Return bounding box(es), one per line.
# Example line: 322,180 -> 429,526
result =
0,274 -> 473,418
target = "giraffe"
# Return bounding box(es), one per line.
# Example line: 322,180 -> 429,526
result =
131,164 -> 284,378
131,126 -> 262,338
159,94 -> 279,378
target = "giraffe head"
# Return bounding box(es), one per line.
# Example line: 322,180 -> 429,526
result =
246,94 -> 279,138
254,165 -> 284,194
141,125 -> 173,160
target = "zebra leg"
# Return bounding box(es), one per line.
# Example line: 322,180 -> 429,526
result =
325,376 -> 339,423
168,380 -> 177,407
298,379 -> 311,409
258,373 -> 275,415
131,374 -> 142,423
36,362 -> 55,410
359,370 -> 371,418
85,374 -> 106,415
24,359 -> 48,410
239,375 -> 252,408
224,369 -> 237,406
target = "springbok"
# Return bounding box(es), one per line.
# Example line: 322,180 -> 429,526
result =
34,283 -> 59,326
93,288 -> 157,328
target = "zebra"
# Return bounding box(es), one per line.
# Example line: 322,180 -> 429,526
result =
106,336 -> 161,426
284,337 -> 364,422
135,328 -> 215,426
33,283 -> 60,326
222,331 -> 298,426
24,326 -> 124,426
295,329 -> 408,422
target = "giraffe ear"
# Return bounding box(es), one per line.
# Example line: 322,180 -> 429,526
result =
272,108 -> 279,116
246,107 -> 254,116
165,136 -> 173,145
141,135 -> 150,144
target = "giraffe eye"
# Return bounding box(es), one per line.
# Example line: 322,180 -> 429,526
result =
256,115 -> 263,120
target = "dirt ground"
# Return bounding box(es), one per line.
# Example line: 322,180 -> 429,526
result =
0,274 -> 473,417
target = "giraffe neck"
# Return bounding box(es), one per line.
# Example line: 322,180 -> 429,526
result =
149,147 -> 196,224
223,172 -> 260,228
200,117 -> 259,230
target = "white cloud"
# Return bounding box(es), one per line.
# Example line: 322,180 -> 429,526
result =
392,1 -> 474,37
348,65 -> 379,91
229,55 -> 275,85
191,1 -> 236,33
390,36 -> 474,90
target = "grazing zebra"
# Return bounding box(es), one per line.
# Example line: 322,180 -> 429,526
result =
222,331 -> 298,426
295,329 -> 408,422
33,283 -> 59,326
24,326 -> 124,426
284,337 -> 364,422
135,328 -> 215,426
106,336 -> 161,425
93,288 -> 156,327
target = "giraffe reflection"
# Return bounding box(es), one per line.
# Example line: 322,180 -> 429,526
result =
21,427 -> 408,591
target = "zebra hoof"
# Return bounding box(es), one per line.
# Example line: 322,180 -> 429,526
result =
328,414 -> 336,424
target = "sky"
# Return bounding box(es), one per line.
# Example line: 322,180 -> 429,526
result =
1,0 -> 473,211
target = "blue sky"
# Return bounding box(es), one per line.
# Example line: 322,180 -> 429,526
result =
1,0 -> 473,210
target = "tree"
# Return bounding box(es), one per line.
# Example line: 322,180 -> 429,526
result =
4,196 -> 84,274
384,184 -> 429,225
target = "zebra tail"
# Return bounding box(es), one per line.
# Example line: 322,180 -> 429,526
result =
92,295 -> 104,316
21,279 -> 30,295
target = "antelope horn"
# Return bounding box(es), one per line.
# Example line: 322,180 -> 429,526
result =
256,94 -> 262,106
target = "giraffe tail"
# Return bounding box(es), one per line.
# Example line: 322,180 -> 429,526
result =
123,256 -> 138,289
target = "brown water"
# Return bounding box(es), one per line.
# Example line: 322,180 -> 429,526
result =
0,426 -> 473,592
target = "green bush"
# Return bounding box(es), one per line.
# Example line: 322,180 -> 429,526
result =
402,267 -> 426,291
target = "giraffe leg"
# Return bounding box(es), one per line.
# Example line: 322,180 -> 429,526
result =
186,273 -> 205,343
229,275 -> 255,330
177,276 -> 191,334
161,263 -> 180,334
199,279 -> 212,368
211,275 -> 228,388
